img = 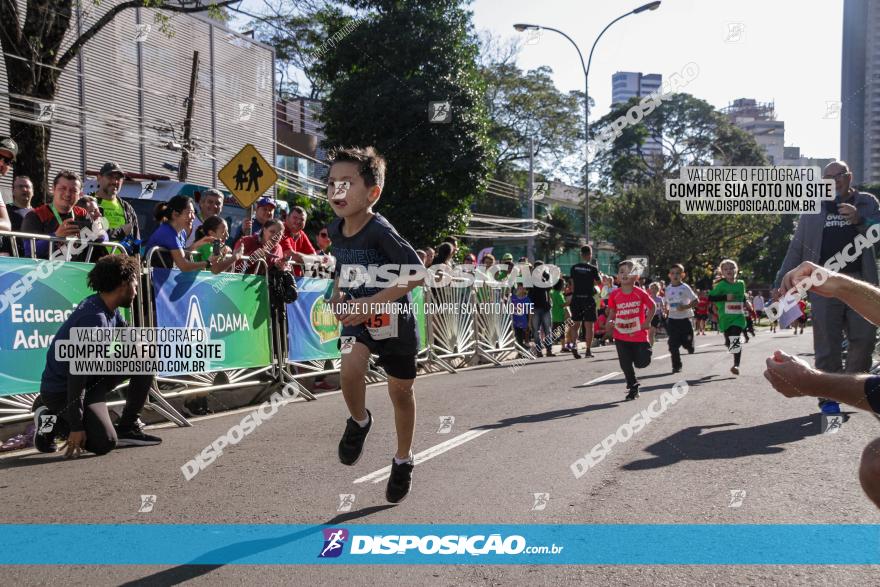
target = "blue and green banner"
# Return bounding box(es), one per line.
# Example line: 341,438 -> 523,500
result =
0,257 -> 96,396
287,278 -> 341,361
286,281 -> 428,361
151,268 -> 271,371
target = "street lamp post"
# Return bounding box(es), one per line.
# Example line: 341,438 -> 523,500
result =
515,1 -> 661,245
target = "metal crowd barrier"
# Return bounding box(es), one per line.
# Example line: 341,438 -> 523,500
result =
0,238 -> 524,428
0,232 -> 185,426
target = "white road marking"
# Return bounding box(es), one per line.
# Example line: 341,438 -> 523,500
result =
354,428 -> 491,484
655,353 -> 671,360
582,371 -> 621,386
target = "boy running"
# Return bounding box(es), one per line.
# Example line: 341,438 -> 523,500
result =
664,264 -> 698,374
694,290 -> 709,335
511,282 -> 533,350
325,146 -> 423,503
606,260 -> 656,400
707,259 -> 748,375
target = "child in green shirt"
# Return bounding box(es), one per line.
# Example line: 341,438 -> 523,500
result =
707,259 -> 750,375
550,278 -> 568,347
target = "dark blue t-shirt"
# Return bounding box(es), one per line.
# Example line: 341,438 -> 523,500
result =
145,222 -> 187,267
41,294 -> 126,394
329,213 -> 422,354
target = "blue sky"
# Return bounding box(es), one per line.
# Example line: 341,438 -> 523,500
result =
235,0 -> 844,161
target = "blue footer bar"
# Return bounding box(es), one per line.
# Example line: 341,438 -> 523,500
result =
1,524 -> 879,565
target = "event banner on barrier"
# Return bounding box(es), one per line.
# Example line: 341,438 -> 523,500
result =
288,278 -> 342,361
0,258 -> 96,396
287,280 -> 428,362
412,286 -> 427,352
151,268 -> 271,373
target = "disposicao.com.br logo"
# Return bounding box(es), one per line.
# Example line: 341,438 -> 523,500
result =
318,528 -> 562,558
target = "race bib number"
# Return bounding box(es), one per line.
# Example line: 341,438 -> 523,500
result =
725,302 -> 743,314
615,317 -> 640,334
365,313 -> 397,340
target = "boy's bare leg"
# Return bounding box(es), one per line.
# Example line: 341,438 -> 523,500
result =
387,375 -> 416,459
340,342 -> 371,421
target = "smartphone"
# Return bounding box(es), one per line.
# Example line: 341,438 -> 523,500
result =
212,239 -> 222,257
74,217 -> 91,230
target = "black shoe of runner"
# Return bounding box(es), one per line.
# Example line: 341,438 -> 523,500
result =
115,421 -> 162,447
386,458 -> 414,504
560,346 -> 571,353
338,410 -> 372,465
686,345 -> 695,354
672,367 -> 682,374
545,350 -> 556,357
33,404 -> 58,453
625,386 -> 640,401
572,349 -> 582,359
584,350 -> 594,358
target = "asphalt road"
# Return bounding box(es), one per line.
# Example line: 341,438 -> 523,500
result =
2,326 -> 879,585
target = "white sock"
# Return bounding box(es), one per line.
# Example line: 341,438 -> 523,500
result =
354,414 -> 370,428
394,453 -> 413,465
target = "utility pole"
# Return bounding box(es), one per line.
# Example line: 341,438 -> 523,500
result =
527,135 -> 535,261
178,50 -> 200,182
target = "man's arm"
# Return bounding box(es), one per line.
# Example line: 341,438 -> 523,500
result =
773,215 -> 807,289
764,350 -> 877,413
784,262 -> 880,326
855,192 -> 880,234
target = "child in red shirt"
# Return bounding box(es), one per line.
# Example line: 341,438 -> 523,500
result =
606,260 -> 656,400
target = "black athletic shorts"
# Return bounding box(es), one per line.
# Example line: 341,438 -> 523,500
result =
570,296 -> 597,322
694,313 -> 708,321
338,334 -> 418,380
651,314 -> 661,328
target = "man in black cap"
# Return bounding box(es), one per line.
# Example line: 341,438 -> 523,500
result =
95,162 -> 139,246
0,137 -> 16,232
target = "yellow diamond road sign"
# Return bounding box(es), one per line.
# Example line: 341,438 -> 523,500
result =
218,144 -> 278,208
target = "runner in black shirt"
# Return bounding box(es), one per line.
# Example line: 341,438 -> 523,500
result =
567,245 -> 603,359
325,146 -> 422,504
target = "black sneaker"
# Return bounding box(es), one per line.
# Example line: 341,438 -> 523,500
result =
338,410 -> 372,465
33,404 -> 59,453
625,386 -> 640,401
386,458 -> 414,503
115,421 -> 162,447
686,345 -> 695,355
584,350 -> 594,358
672,367 -> 682,374
572,349 -> 582,359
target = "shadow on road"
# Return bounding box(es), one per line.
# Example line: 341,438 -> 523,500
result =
474,401 -> 623,431
117,505 -> 395,586
622,414 -> 822,471
635,374 -> 719,394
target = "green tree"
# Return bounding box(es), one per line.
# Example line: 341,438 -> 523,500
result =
0,0 -> 240,202
590,93 -> 789,283
250,0 -> 346,100
314,0 -> 494,245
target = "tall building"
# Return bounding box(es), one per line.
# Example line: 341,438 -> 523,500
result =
0,2 -> 275,197
722,99 -> 785,165
841,0 -> 880,183
611,71 -> 662,105
610,71 -> 662,156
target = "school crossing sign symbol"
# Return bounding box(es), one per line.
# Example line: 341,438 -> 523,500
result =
218,143 -> 277,208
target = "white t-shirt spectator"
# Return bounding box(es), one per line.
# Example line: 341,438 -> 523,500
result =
664,283 -> 698,319
753,294 -> 765,312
